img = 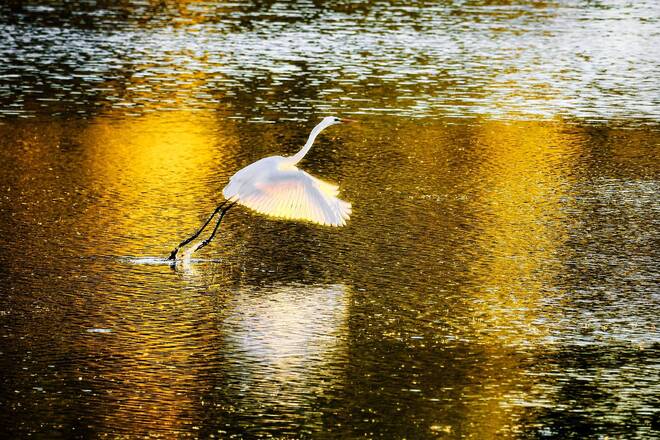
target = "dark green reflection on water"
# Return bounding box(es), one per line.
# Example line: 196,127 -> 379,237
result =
0,114 -> 658,438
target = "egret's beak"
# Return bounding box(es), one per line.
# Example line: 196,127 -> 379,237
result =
339,118 -> 357,123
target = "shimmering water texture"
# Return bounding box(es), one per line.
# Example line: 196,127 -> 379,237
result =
2,115 -> 659,438
1,0 -> 660,123
1,1 -> 660,439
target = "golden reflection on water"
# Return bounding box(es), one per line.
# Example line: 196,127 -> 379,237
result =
64,111 -> 236,434
56,106 -> 350,434
1,111 -> 658,437
309,117 -> 588,436
466,120 -> 580,344
458,120 -> 583,435
79,110 -> 238,256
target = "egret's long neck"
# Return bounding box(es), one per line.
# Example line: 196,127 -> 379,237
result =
287,120 -> 330,165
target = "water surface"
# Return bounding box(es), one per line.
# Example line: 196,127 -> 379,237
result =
1,1 -> 659,438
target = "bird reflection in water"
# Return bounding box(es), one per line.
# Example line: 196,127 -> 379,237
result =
216,283 -> 349,425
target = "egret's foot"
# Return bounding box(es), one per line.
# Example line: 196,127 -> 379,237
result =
167,248 -> 179,261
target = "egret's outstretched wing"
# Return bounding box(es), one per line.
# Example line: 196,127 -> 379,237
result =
225,166 -> 351,227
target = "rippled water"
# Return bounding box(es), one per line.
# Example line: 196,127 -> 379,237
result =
1,1 -> 659,439
2,0 -> 660,122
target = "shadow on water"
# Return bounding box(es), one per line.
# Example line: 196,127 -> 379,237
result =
1,0 -> 659,438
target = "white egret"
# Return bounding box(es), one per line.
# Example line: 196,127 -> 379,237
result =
168,116 -> 353,261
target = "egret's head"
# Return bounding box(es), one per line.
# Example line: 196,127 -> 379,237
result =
323,116 -> 356,126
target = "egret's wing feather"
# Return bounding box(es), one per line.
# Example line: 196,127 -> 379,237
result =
233,167 -> 351,227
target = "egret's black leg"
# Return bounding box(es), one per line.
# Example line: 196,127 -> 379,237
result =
194,201 -> 238,253
167,200 -> 229,261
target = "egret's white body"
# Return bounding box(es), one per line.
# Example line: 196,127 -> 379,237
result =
223,116 -> 352,226
168,116 -> 352,260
